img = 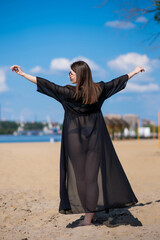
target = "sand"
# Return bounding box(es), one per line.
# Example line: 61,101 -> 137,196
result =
0,139 -> 160,240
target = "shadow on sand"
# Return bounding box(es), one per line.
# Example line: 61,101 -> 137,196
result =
66,200 -> 160,228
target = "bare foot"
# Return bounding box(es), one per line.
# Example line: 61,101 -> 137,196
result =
78,220 -> 92,226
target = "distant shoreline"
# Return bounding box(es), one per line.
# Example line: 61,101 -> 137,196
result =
0,134 -> 62,143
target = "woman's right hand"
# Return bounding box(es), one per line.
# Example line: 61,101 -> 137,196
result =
10,65 -> 24,76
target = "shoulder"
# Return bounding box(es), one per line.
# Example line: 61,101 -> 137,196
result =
64,84 -> 75,93
97,81 -> 104,86
63,84 -> 76,98
96,81 -> 105,91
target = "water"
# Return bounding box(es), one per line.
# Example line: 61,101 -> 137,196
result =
0,134 -> 62,143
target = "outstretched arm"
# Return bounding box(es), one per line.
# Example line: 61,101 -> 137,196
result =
127,66 -> 145,79
10,65 -> 37,84
11,65 -> 71,103
103,66 -> 145,100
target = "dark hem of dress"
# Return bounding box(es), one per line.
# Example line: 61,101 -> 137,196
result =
59,200 -> 138,215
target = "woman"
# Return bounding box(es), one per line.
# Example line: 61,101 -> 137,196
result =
11,61 -> 145,227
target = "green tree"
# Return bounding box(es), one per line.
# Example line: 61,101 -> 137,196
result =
24,122 -> 44,130
0,121 -> 20,135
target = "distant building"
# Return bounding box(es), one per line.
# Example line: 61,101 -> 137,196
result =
104,114 -> 129,128
142,118 -> 155,126
123,114 -> 139,130
105,114 -> 121,119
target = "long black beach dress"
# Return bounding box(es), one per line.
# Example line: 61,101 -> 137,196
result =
36,73 -> 138,214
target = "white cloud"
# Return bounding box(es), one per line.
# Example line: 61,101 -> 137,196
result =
135,74 -> 155,83
104,17 -> 148,30
107,52 -> 160,73
135,16 -> 148,23
105,20 -> 136,29
126,82 -> 159,92
0,68 -> 9,92
30,56 -> 107,79
107,53 -> 160,92
30,66 -> 45,74
50,58 -> 71,71
49,56 -> 102,72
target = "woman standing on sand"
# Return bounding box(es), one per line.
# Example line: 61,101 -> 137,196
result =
11,61 -> 145,226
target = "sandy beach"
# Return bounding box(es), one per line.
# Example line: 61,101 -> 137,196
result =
0,139 -> 160,240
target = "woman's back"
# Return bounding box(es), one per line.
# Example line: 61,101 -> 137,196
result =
36,74 -> 129,116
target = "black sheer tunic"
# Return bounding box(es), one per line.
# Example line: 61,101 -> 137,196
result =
36,74 -> 138,214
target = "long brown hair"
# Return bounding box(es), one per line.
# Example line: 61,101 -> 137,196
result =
70,61 -> 102,104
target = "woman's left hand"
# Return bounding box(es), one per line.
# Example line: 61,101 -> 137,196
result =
134,66 -> 145,74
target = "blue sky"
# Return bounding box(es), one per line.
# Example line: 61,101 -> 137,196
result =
0,0 -> 160,125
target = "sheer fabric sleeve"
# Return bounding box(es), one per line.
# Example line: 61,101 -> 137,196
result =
36,76 -> 70,103
103,74 -> 129,100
